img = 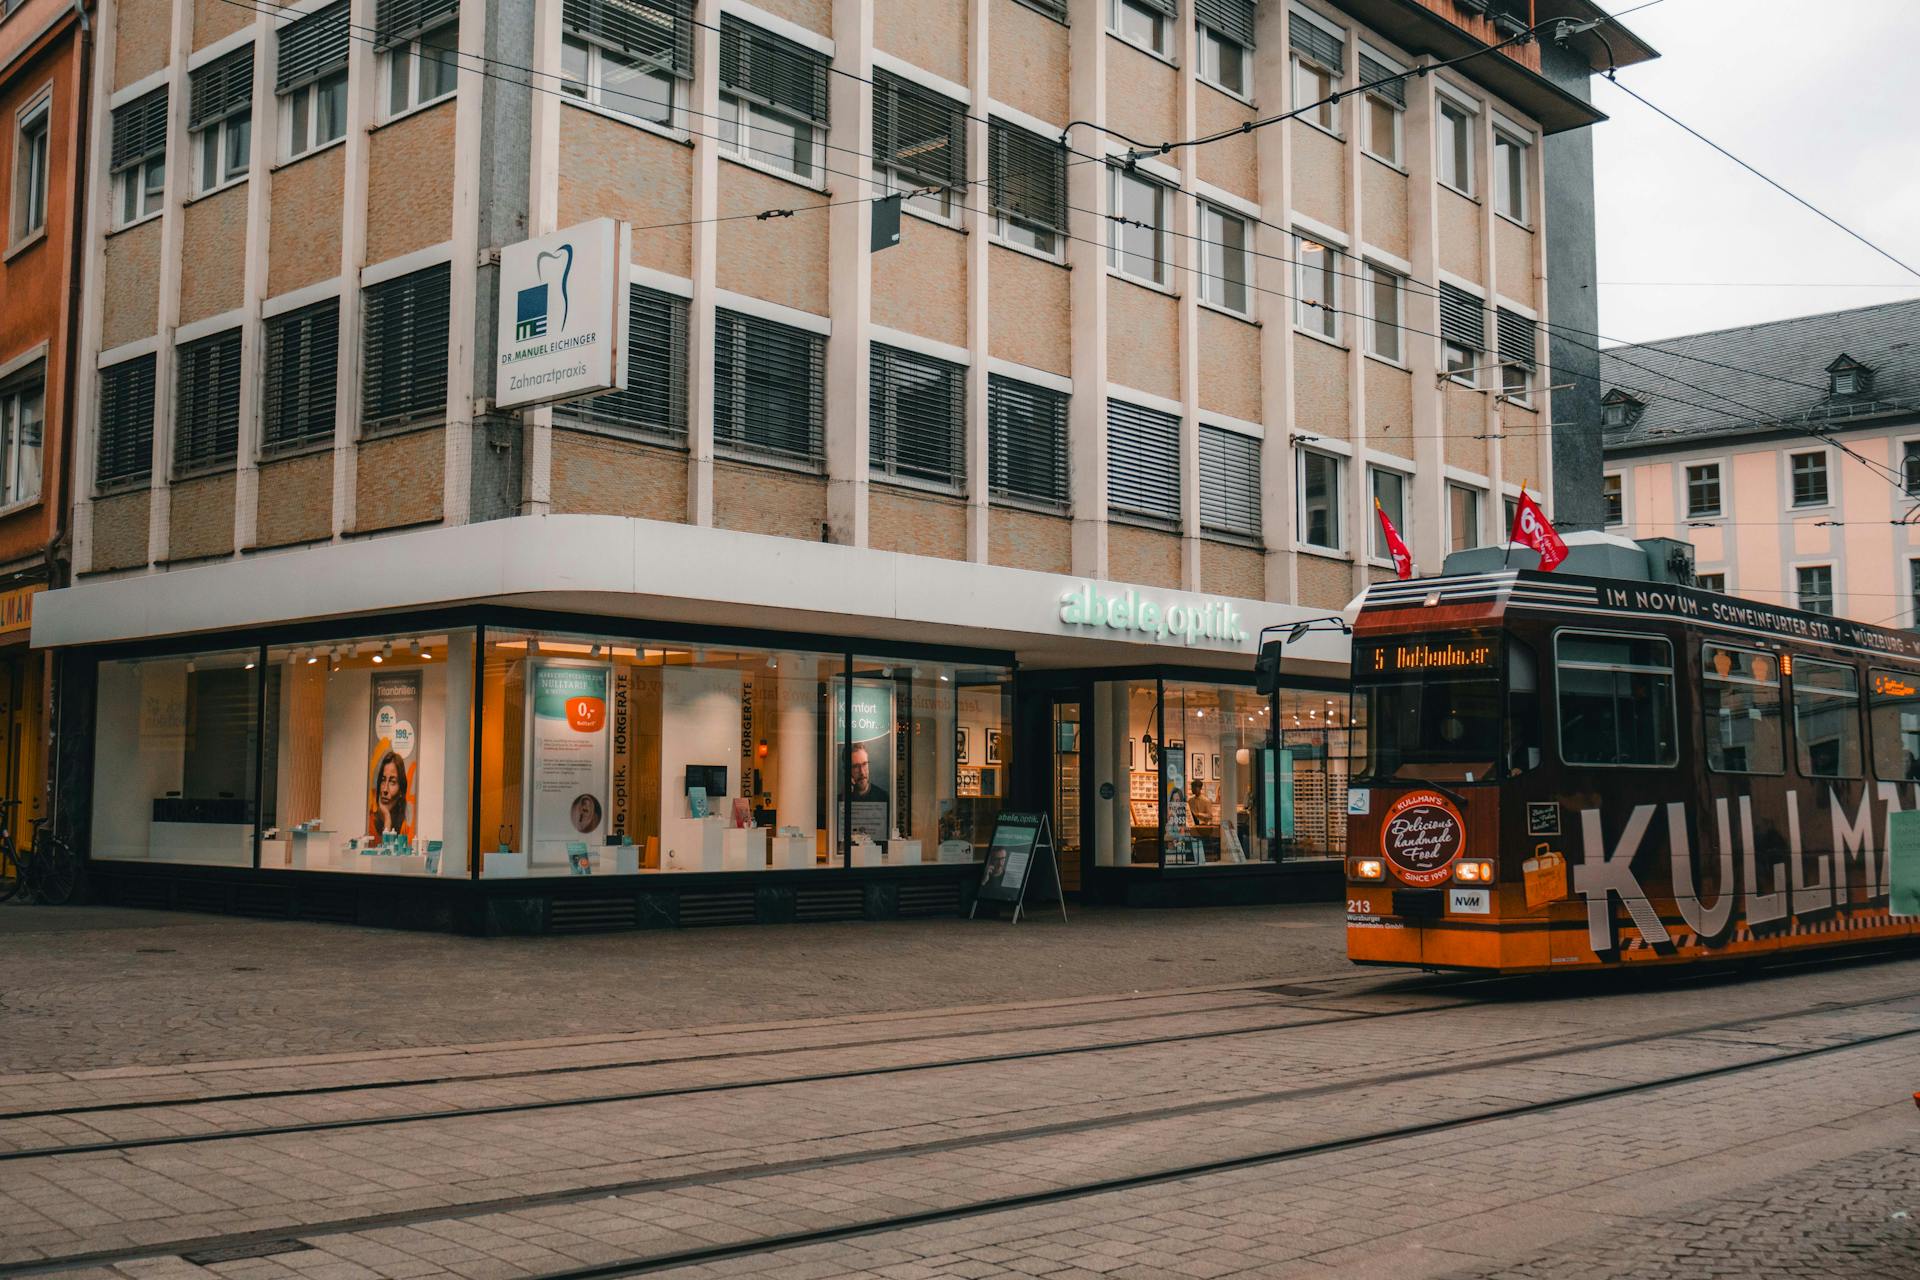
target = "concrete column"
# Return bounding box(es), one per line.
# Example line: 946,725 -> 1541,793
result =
145,0 -> 195,567
1066,2 -> 1108,579
330,0 -> 377,536
1254,2 -> 1296,601
963,0 -> 990,563
1405,61 -> 1444,571
1478,96 -> 1505,540
522,0 -> 564,516
825,0 -> 874,547
441,0 -> 493,526
775,657 -> 817,832
70,0 -> 122,576
232,4 -> 275,554
1174,3 -> 1201,592
1342,33 -> 1370,596
685,0 -> 721,528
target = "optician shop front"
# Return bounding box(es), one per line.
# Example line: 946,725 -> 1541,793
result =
34,516 -> 1350,933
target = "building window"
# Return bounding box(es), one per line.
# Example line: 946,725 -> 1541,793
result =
1828,356 -> 1873,399
1365,264 -> 1402,363
1496,307 -> 1534,403
1108,399 -> 1180,528
1199,204 -> 1251,315
189,45 -> 254,194
1904,441 -> 1920,496
110,87 -> 168,227
1602,473 -> 1622,526
562,33 -> 673,127
1790,450 -> 1828,507
1296,447 -> 1342,550
567,285 -> 689,443
1493,128 -> 1528,222
1199,425 -> 1260,543
1438,98 -> 1473,195
988,119 -> 1065,257
362,262 -> 451,432
1602,390 -> 1645,431
97,354 -> 157,488
1359,49 -> 1404,165
988,375 -> 1068,508
1796,565 -> 1834,616
1109,0 -> 1170,57
263,300 -> 340,454
719,16 -> 829,181
1439,282 -> 1484,385
278,1 -> 349,160
1109,166 -> 1168,287
382,12 -> 460,118
714,308 -> 824,467
1198,26 -> 1248,96
1293,233 -> 1339,341
1448,481 -> 1481,552
1912,560 -> 1920,628
1685,463 -> 1721,518
1697,572 -> 1725,593
12,93 -> 50,244
1288,9 -> 1344,133
1370,467 -> 1407,561
174,328 -> 242,476
870,344 -> 965,491
874,70 -> 966,222
0,370 -> 43,507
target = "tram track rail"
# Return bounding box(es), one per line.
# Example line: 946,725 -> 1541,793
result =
2,990 -> 1912,1278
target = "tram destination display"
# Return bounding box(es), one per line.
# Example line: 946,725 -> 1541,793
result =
1357,638 -> 1498,676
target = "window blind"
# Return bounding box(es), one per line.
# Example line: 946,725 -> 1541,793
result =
1199,425 -> 1260,540
374,0 -> 459,47
874,70 -> 965,191
277,1 -> 350,93
989,375 -> 1068,507
1496,307 -> 1536,368
988,120 -> 1065,235
1288,10 -> 1342,71
1132,0 -> 1177,15
714,309 -> 823,466
1359,51 -> 1404,106
870,345 -> 965,490
1107,399 -> 1180,527
1195,0 -> 1255,46
1012,0 -> 1068,21
190,46 -> 254,130
560,0 -> 693,77
569,285 -> 689,442
174,329 -> 242,474
1439,282 -> 1485,350
110,88 -> 168,173
263,300 -> 340,452
97,354 -> 157,486
719,15 -> 828,124
362,263 -> 451,429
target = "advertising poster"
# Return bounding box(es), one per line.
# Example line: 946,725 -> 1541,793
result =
977,813 -> 1042,902
367,671 -> 422,843
529,661 -> 611,861
836,680 -> 894,842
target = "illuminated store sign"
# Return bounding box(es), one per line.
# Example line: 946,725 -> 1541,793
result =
1057,583 -> 1251,648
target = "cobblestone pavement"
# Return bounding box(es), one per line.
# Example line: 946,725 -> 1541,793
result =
0,905 -> 1916,1279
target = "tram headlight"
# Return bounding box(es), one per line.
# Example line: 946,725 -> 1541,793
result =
1454,860 -> 1494,883
1350,858 -> 1385,881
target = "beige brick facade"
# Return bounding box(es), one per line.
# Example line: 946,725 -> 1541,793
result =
1109,524 -> 1181,590
746,0 -> 829,36
191,0 -> 249,50
715,462 -> 826,542
1108,280 -> 1180,403
1290,123 -> 1346,230
875,0 -> 968,88
267,148 -> 346,300
551,432 -> 688,522
355,429 -> 445,533
1366,358 -> 1413,457
113,0 -> 169,90
166,473 -> 236,561
1197,312 -> 1261,424
1104,40 -> 1176,148
1495,219 -> 1535,308
255,452 -> 334,549
101,221 -> 161,352
869,486 -> 967,561
988,247 -> 1070,376
559,111 -> 692,279
90,490 -> 152,572
872,223 -> 967,349
1196,88 -> 1258,203
989,0 -> 1067,125
177,186 -> 247,325
715,163 -> 828,316
1362,160 -> 1409,259
989,506 -> 1072,574
1297,551 -> 1353,611
1437,189 -> 1482,282
1201,541 -> 1264,600
1293,333 -> 1349,438
365,105 -> 456,266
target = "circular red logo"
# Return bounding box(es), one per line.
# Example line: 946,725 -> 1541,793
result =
1380,790 -> 1466,886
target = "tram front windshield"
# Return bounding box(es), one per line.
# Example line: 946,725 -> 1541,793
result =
1354,633 -> 1531,783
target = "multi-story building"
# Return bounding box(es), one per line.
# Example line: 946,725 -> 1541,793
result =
37,0 -> 1642,929
1602,299 -> 1920,626
0,0 -> 91,828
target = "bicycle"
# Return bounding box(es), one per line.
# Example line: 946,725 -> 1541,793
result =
20,816 -> 79,906
0,800 -> 20,904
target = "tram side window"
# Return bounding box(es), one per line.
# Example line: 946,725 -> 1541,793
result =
1792,658 -> 1862,779
1867,669 -> 1920,781
1554,632 -> 1677,767
1506,639 -> 1541,775
1700,644 -> 1783,774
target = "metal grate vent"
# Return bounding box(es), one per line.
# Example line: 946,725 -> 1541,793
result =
896,882 -> 962,918
295,887 -> 358,924
678,889 -> 758,927
549,896 -> 640,933
230,884 -> 292,919
794,885 -> 866,922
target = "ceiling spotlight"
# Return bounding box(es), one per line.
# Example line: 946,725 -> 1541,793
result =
410,639 -> 423,657
590,643 -> 602,658
528,637 -> 540,655
306,650 -> 320,665
245,661 -> 256,671
767,653 -> 779,668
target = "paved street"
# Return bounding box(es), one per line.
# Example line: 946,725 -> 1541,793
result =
0,904 -> 1915,1279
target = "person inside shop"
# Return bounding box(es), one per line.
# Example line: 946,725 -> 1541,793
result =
368,751 -> 410,839
845,744 -> 890,805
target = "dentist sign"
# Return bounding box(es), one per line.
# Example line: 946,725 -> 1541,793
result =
495,218 -> 630,411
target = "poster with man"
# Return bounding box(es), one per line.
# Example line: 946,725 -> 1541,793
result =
367,672 -> 422,844
836,680 -> 894,843
529,661 -> 610,864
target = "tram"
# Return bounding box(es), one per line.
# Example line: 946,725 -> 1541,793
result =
1337,560 -> 1920,973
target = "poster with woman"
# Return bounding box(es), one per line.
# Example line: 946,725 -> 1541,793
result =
367,672 -> 422,844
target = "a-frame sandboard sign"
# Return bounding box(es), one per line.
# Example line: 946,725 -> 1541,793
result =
970,811 -> 1068,924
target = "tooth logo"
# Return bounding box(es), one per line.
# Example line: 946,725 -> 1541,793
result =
514,244 -> 574,342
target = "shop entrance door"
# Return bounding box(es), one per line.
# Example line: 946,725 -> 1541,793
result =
1049,698 -> 1084,895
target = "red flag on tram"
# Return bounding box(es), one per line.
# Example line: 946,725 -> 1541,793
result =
1510,486 -> 1568,572
1374,499 -> 1414,580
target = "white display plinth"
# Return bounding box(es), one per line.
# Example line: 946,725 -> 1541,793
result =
887,838 -> 923,865
289,829 -> 336,870
936,839 -> 978,864
149,821 -> 253,866
851,839 -> 883,868
723,826 -> 768,871
359,851 -> 428,876
597,845 -> 640,875
771,833 -> 815,869
483,850 -> 528,878
663,816 -> 725,872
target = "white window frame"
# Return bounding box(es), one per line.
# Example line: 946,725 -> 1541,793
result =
1788,448 -> 1830,509
0,370 -> 43,510
193,109 -> 251,196
1447,480 -> 1483,552
1197,25 -> 1249,98
1293,231 -> 1340,342
1437,96 -> 1475,197
281,68 -> 348,162
1291,55 -> 1339,135
116,154 -> 166,228
1684,460 -> 1723,519
11,88 -> 51,246
1443,340 -> 1476,387
1901,437 -> 1920,497
1795,563 -> 1836,616
1363,90 -> 1401,166
383,17 -> 460,121
1602,472 -> 1624,527
1363,262 -> 1402,364
719,91 -> 824,185
1368,464 -> 1409,564
1696,571 -> 1726,594
1107,166 -> 1169,288
1493,127 -> 1529,224
1296,446 -> 1345,552
1500,359 -> 1531,405
1108,0 -> 1170,58
1199,202 -> 1252,316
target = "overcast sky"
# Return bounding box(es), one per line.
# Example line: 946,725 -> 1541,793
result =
1587,0 -> 1920,346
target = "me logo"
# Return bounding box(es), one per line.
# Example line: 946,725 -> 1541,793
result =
514,244 -> 575,342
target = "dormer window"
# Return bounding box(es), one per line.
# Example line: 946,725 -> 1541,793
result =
1601,389 -> 1645,431
1827,354 -> 1873,398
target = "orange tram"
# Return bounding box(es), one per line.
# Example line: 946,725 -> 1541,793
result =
1339,568 -> 1920,974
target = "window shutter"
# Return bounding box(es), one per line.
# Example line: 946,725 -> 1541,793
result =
719,15 -> 829,124
1496,307 -> 1536,368
1133,0 -> 1177,15
714,309 -> 824,466
375,0 -> 459,47
277,1 -> 350,93
1012,0 -> 1068,21
263,300 -> 340,452
1359,50 -> 1404,106
362,263 -> 451,429
1288,10 -> 1343,71
97,354 -> 157,486
1439,283 -> 1485,349
1195,0 -> 1255,47
1199,425 -> 1260,541
873,70 -> 965,190
559,0 -> 693,78
1107,400 -> 1181,527
174,328 -> 242,474
988,375 -> 1068,507
189,46 -> 254,130
870,345 -> 965,490
110,88 -> 168,173
988,120 -> 1065,235
568,285 -> 689,442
